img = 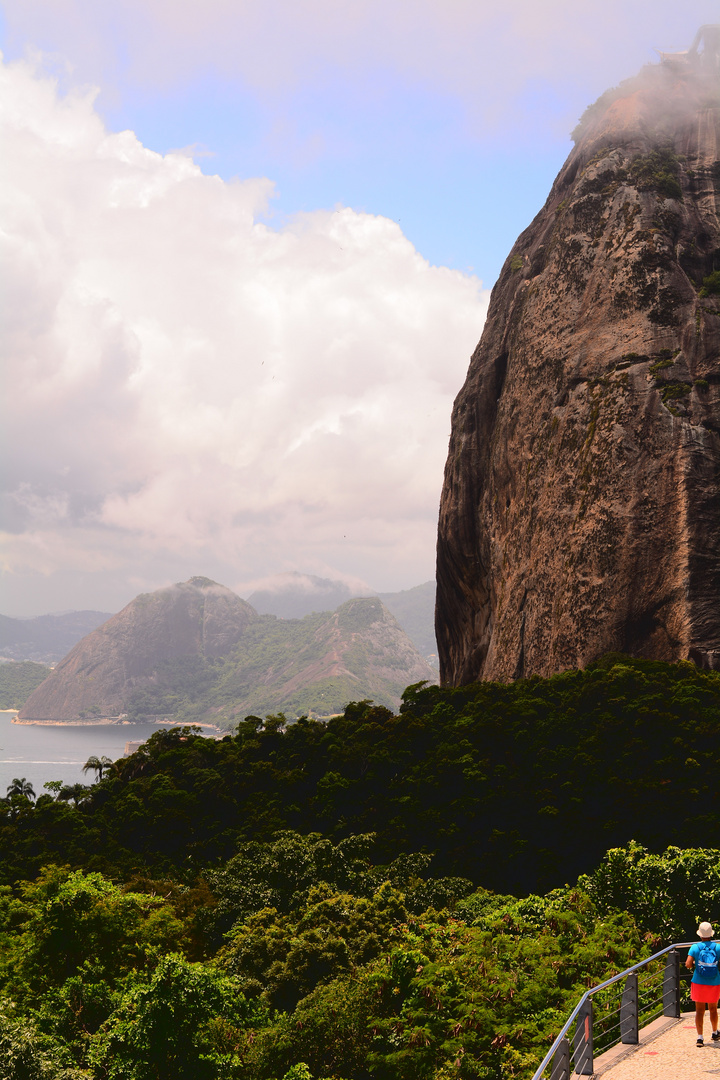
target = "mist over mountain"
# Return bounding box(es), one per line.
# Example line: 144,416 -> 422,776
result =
437,54 -> 720,685
247,573 -> 368,620
247,573 -> 438,660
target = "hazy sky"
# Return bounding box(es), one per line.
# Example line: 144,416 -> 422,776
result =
1,2 -> 717,616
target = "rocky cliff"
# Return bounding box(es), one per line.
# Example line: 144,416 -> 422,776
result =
18,577 -> 259,721
437,62 -> 720,684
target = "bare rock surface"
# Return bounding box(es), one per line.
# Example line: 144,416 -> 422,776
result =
436,64 -> 720,684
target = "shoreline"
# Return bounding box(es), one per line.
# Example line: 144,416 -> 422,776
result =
10,715 -> 223,734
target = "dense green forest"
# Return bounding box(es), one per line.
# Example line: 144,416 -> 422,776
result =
0,660 -> 51,708
1,656 -> 719,1078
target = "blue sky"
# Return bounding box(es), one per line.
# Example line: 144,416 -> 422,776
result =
1,2 -> 718,616
5,1 -> 712,281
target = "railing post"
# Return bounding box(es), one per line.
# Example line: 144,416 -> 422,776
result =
573,999 -> 594,1075
620,972 -> 639,1043
663,949 -> 680,1017
550,1036 -> 570,1080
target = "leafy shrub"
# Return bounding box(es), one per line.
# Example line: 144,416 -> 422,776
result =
660,381 -> 692,402
629,148 -> 683,200
89,954 -> 267,1080
699,270 -> 720,297
0,1004 -> 81,1079
579,842 -> 720,942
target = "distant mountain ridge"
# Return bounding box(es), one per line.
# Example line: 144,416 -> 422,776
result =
377,582 -> 436,658
248,573 -> 437,660
3,576 -> 437,665
0,611 -> 113,663
17,578 -> 436,726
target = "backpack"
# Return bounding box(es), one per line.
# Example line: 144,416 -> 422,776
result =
697,942 -> 719,977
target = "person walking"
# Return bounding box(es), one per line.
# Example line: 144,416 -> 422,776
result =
686,922 -> 720,1046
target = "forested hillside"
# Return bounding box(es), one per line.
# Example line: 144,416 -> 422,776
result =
0,660 -> 51,708
6,655 -> 718,892
1,656 -> 719,1078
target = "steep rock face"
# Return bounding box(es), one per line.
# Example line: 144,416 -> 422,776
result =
437,65 -> 720,684
18,578 -> 258,720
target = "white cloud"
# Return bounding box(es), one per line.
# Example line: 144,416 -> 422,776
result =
2,1 -> 714,135
0,54 -> 489,606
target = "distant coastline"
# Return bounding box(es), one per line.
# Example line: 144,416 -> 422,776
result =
12,715 -> 223,733
14,716 -> 128,726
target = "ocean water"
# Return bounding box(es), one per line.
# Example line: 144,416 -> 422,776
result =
0,711 -> 220,798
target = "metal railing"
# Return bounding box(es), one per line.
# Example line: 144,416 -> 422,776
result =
531,941 -> 694,1079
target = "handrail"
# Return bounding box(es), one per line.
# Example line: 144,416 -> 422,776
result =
531,941 -> 695,1080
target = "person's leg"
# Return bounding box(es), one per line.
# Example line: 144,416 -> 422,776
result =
696,1001 -> 706,1036
710,1001 -> 718,1032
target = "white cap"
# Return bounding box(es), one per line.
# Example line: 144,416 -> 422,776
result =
698,922 -> 714,938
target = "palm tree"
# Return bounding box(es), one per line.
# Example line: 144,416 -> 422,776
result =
82,755 -> 115,782
4,777 -> 36,820
6,777 -> 35,800
58,783 -> 92,807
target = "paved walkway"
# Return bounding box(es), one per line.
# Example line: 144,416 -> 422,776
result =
593,1012 -> 720,1078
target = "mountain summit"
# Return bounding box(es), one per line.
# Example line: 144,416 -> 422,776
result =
437,53 -> 720,684
18,578 -> 258,721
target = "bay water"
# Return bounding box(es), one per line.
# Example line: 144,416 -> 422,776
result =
0,711 -> 220,798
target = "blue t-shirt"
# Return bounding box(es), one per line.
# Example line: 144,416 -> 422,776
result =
689,940 -> 720,985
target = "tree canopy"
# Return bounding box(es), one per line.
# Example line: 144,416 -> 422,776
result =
0,657 -> 717,1078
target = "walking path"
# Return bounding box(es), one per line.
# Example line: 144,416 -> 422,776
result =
592,1012 -> 720,1078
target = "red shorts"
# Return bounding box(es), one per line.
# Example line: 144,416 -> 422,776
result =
691,982 -> 720,1004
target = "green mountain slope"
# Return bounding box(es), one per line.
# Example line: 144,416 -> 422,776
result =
0,661 -> 52,708
378,580 -> 436,657
125,597 -> 435,725
246,573 -> 438,661
18,577 -> 259,722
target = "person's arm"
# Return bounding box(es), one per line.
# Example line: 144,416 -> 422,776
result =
686,951 -> 695,971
